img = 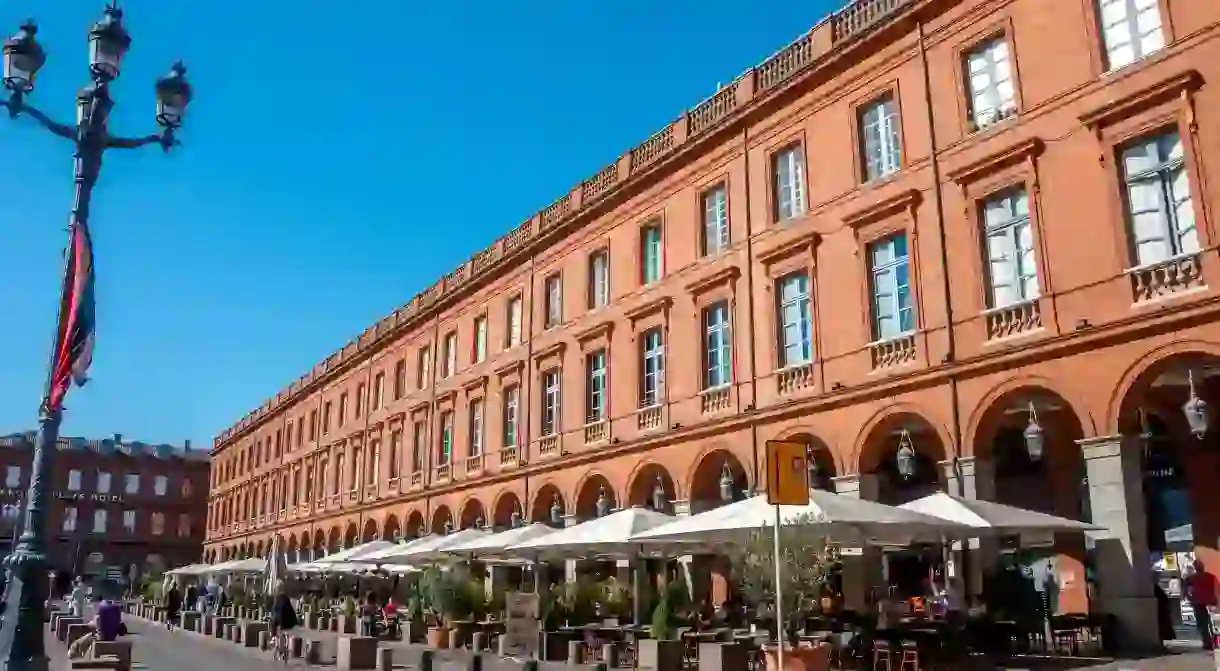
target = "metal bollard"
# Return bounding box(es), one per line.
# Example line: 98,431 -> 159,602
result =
601,642 -> 618,668
471,630 -> 486,651
258,630 -> 269,650
289,636 -> 304,658
305,639 -> 322,664
567,639 -> 583,664
468,652 -> 484,671
418,649 -> 434,671
376,647 -> 392,671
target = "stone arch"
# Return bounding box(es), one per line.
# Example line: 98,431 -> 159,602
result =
343,522 -> 358,548
430,505 -> 453,534
1108,341 -> 1220,435
529,482 -> 566,525
964,374 -> 1096,451
852,404 -> 952,475
459,497 -> 486,529
382,514 -> 401,541
286,534 -> 298,556
361,518 -> 379,543
312,529 -> 326,555
492,490 -> 524,529
574,471 -> 617,521
326,526 -> 341,552
254,540 -> 265,558
687,447 -> 750,514
405,510 -> 425,539
626,462 -> 677,513
777,430 -> 838,491
856,407 -> 950,506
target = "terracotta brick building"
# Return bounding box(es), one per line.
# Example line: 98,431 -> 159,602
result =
205,0 -> 1220,647
0,432 -> 210,582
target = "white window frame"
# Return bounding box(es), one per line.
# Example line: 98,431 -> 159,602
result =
702,184 -> 729,256
473,316 -> 488,363
154,475 -> 168,497
5,466 -> 20,488
1121,129 -> 1199,267
469,399 -> 484,457
443,333 -> 458,378
96,471 -> 111,494
778,274 -> 814,368
123,510 -> 136,533
125,473 -> 140,494
982,187 -> 1040,308
541,370 -> 561,437
67,469 -> 82,492
640,328 -> 665,408
773,146 -> 807,221
92,509 -> 107,533
63,507 -> 77,532
418,348 -> 431,389
373,372 -> 384,409
869,234 -> 916,341
151,512 -> 165,536
965,36 -> 1017,129
703,302 -> 733,390
545,275 -> 563,328
588,250 -> 610,309
438,412 -> 453,465
860,94 -> 901,181
503,386 -> 520,447
641,225 -> 663,285
1097,0 -> 1165,71
507,296 -> 523,346
412,421 -> 426,472
586,350 -> 607,423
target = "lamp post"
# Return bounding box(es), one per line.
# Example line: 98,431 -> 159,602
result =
1,6 -> 190,669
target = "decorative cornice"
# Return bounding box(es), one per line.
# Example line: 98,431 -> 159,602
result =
435,389 -> 458,405
462,375 -> 489,393
533,341 -> 567,363
756,232 -> 820,266
842,188 -> 923,227
624,296 -> 674,322
684,265 -> 743,295
945,139 -> 1044,185
410,401 -> 430,415
1078,69 -> 1202,130
387,412 -> 407,425
494,360 -> 525,378
574,321 -> 615,344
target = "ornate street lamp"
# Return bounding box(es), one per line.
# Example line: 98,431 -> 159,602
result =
895,429 -> 917,481
0,6 -> 189,669
549,495 -> 564,527
651,476 -> 667,511
1023,402 -> 1045,462
474,516 -> 485,530
719,465 -> 735,503
510,506 -> 523,529
806,447 -> 821,489
2,21 -> 45,95
596,487 -> 611,517
1184,369 -> 1209,439
443,520 -> 453,535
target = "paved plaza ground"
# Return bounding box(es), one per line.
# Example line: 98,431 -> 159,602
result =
46,606 -> 1219,671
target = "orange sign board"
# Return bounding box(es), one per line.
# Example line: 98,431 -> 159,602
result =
765,440 -> 809,506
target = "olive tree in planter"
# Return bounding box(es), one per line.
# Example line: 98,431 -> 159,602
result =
636,592 -> 684,670
734,512 -> 837,671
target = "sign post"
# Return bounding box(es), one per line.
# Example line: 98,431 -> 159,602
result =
764,440 -> 811,669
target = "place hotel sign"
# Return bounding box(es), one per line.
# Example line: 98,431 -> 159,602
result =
0,489 -> 123,503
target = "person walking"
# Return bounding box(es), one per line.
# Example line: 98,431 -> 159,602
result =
269,592 -> 298,662
1185,560 -> 1218,650
68,578 -> 87,618
165,582 -> 183,631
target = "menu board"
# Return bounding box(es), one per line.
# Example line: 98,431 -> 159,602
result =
500,592 -> 540,657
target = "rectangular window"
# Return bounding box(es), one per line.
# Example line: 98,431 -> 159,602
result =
68,469 -> 82,491
5,467 -> 19,488
309,410 -> 318,440
1122,130 -> 1198,267
773,146 -> 807,221
443,333 -> 458,378
154,475 -> 168,496
469,400 -> 484,457
870,234 -> 916,340
586,350 -> 607,423
286,421 -> 295,450
393,360 -> 406,400
703,302 -> 733,389
351,447 -> 362,490
323,401 -> 333,434
1097,0 -> 1165,71
373,373 -> 385,410
92,509 -> 107,533
544,275 -> 563,328
640,328 -> 665,408
367,442 -> 378,486
96,471 -> 110,494
417,348 -> 431,389
177,514 -> 191,537
123,510 -> 136,533
701,184 -> 729,256
588,250 -> 610,309
506,296 -> 523,347
859,94 -> 901,181
355,384 -> 366,418
965,37 -> 1017,129
982,187 -> 1040,308
438,412 -> 454,465
412,420 -> 426,472
125,473 -> 139,494
151,512 -> 165,536
473,316 -> 488,363
63,507 -> 77,532
388,430 -> 401,478
541,370 -> 561,436
503,386 -> 520,447
338,393 -> 348,427
334,453 -> 344,493
778,274 -> 814,367
641,224 -> 664,285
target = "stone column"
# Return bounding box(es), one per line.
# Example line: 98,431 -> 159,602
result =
833,474 -> 881,612
1078,435 -> 1160,652
940,456 -> 998,605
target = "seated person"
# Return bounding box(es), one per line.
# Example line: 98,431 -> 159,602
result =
95,599 -> 124,641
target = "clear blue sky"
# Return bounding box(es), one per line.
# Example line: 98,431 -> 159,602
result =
0,0 -> 837,448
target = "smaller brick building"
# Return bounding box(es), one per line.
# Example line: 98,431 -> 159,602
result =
0,432 -> 209,585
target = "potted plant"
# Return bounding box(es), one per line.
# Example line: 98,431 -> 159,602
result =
734,512 -> 835,671
636,594 -> 684,670
420,566 -> 453,649
337,595 -> 358,634
403,589 -> 426,643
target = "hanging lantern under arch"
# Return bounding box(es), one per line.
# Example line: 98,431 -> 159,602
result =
1184,369 -> 1210,439
719,465 -> 735,502
895,428 -> 916,481
1023,402 -> 1045,462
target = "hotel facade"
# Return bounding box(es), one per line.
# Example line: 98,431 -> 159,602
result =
205,0 -> 1220,647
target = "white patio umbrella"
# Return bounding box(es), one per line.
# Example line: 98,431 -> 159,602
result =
508,506 -> 689,558
165,563 -> 209,576
362,527 -> 492,565
630,491 -> 971,545
312,539 -> 397,564
263,535 -> 289,595
442,523 -> 558,561
206,557 -> 266,574
899,492 -> 1103,535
